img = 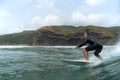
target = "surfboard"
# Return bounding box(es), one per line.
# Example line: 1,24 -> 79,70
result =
61,59 -> 94,66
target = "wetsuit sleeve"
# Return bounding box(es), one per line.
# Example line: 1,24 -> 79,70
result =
78,39 -> 88,47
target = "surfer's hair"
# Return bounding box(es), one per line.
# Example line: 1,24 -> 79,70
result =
84,30 -> 91,36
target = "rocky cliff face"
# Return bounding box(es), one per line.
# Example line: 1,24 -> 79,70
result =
33,26 -> 117,45
0,25 -> 118,45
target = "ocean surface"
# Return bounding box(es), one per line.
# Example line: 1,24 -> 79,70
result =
0,45 -> 119,80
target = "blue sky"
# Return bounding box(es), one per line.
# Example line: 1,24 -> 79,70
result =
0,0 -> 120,34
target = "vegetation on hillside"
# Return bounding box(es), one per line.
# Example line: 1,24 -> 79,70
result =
0,31 -> 34,45
0,25 -> 119,45
35,25 -> 120,45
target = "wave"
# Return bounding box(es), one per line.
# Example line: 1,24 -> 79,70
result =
0,45 -> 75,49
0,45 -> 32,48
39,46 -> 75,48
0,45 -> 117,49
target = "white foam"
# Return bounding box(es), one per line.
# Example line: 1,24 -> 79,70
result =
0,45 -> 76,49
108,40 -> 120,57
39,46 -> 75,48
0,45 -> 32,48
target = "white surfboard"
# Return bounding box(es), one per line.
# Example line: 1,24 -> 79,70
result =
61,59 -> 94,66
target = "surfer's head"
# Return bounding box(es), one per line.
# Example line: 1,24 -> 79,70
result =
84,30 -> 91,38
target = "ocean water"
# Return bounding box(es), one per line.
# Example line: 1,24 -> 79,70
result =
0,45 -> 119,80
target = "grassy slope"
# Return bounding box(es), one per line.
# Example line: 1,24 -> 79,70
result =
0,31 -> 34,45
39,25 -> 116,38
0,25 -> 119,45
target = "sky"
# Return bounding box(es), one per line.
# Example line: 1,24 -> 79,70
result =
0,0 -> 120,34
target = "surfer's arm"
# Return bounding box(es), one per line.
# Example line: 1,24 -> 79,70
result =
76,39 -> 88,48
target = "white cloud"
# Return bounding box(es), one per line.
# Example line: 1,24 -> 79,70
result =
16,0 -> 57,12
31,14 -> 61,27
0,11 -> 9,18
32,16 -> 42,25
71,12 -> 120,26
31,12 -> 120,28
72,12 -> 87,25
43,14 -> 61,25
87,14 -> 107,25
109,15 -> 120,26
0,24 -> 25,34
86,0 -> 106,6
35,0 -> 55,9
0,0 -> 120,35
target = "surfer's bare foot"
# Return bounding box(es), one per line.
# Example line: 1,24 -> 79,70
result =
86,59 -> 90,62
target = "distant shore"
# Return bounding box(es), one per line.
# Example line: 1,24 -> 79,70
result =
0,25 -> 119,46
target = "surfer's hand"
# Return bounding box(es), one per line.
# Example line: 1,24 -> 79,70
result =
75,46 -> 79,49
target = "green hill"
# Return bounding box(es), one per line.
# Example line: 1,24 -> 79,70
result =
0,31 -> 34,45
0,25 -> 119,45
34,25 -> 120,45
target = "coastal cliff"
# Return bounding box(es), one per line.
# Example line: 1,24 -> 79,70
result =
0,25 -> 119,45
33,25 -> 119,45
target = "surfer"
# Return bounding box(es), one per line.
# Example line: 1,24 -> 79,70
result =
75,31 -> 103,61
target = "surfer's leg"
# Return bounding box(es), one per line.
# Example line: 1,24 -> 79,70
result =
82,48 -> 90,61
84,46 -> 95,61
94,54 -> 103,60
94,46 -> 103,60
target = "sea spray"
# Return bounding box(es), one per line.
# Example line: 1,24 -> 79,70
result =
91,40 -> 120,62
110,40 -> 120,57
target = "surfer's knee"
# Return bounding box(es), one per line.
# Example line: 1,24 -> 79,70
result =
83,48 -> 87,51
82,48 -> 85,50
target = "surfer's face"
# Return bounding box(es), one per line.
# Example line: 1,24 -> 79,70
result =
84,32 -> 88,38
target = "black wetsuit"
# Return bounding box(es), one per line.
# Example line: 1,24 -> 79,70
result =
78,36 -> 103,55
